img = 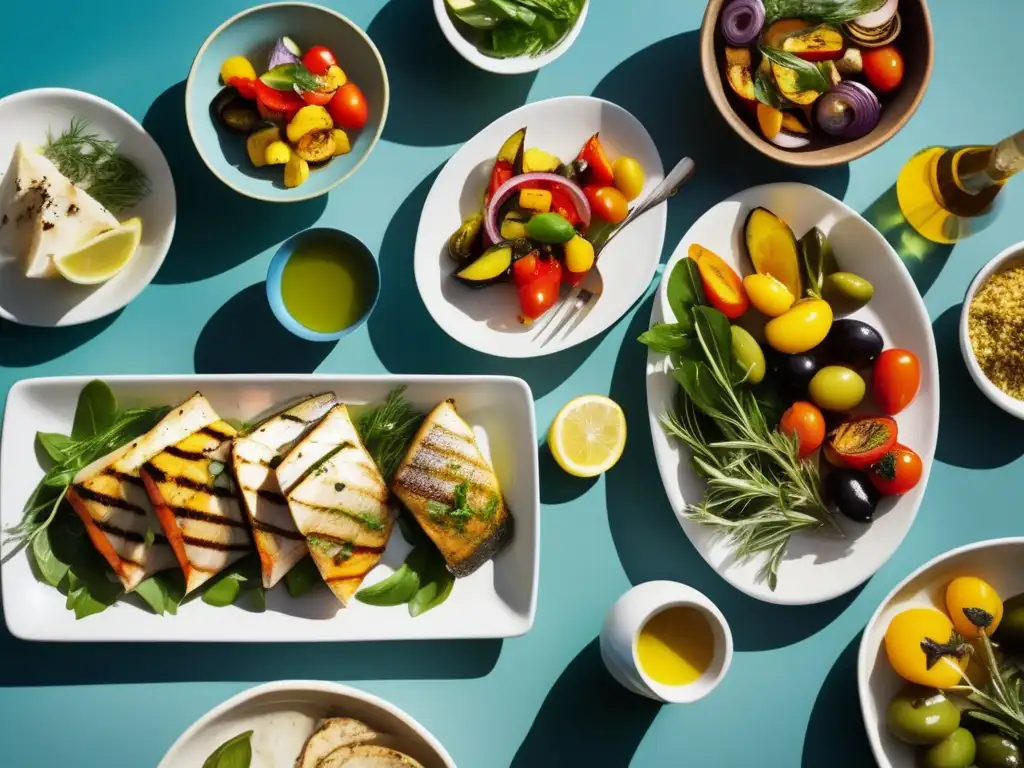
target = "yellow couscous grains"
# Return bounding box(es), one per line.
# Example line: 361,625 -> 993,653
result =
968,265 -> 1024,400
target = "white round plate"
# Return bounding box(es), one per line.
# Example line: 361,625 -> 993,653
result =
858,538 -> 1024,768
414,95 -> 666,358
158,680 -> 456,768
0,88 -> 175,327
645,182 -> 940,605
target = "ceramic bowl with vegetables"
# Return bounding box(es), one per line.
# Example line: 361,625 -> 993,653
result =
435,0 -> 589,75
700,0 -> 933,166
186,2 -> 388,202
859,538 -> 1024,768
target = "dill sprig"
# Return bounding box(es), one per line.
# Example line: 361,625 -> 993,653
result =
42,118 -> 150,214
356,387 -> 424,482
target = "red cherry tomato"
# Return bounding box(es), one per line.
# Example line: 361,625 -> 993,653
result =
869,444 -> 923,496
518,258 -> 562,321
779,402 -> 826,458
689,244 -> 749,320
255,80 -> 304,116
301,45 -> 338,76
512,252 -> 538,286
862,45 -> 905,93
327,83 -> 369,131
873,349 -> 921,415
300,88 -> 335,106
584,185 -> 628,224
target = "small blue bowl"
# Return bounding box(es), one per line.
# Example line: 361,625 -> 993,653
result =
266,228 -> 381,342
186,2 -> 389,203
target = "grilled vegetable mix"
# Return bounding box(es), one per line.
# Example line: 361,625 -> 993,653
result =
213,37 -> 370,188
883,578 -> 1024,768
640,205 -> 925,589
717,0 -> 908,149
448,127 -> 645,323
444,0 -> 586,59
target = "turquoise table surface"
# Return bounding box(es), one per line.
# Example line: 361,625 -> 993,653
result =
2,1 -> 1023,766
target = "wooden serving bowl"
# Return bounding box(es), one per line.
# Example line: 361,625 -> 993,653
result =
699,0 -> 934,167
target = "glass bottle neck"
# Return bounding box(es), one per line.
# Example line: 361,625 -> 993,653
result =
957,129 -> 1024,193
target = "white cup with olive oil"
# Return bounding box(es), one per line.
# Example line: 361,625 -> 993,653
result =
600,581 -> 733,704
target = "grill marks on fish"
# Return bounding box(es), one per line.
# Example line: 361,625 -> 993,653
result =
251,518 -> 306,541
70,484 -> 148,515
164,445 -> 208,462
93,518 -> 167,546
256,489 -> 287,504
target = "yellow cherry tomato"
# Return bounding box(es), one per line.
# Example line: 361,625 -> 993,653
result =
564,235 -> 595,273
764,299 -> 833,354
946,577 -> 1003,639
885,608 -> 968,689
612,156 -> 646,201
743,273 -> 795,317
220,55 -> 256,84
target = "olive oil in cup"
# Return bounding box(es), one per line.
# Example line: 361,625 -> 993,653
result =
266,228 -> 380,342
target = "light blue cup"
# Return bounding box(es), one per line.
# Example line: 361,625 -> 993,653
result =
266,228 -> 381,342
185,2 -> 389,203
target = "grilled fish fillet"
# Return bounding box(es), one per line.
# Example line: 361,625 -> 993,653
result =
140,405 -> 251,594
296,718 -> 383,768
391,400 -> 512,577
319,745 -> 425,768
231,393 -> 337,588
66,393 -> 219,591
277,404 -> 394,605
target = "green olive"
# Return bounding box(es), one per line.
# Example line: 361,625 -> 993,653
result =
975,733 -> 1022,768
886,686 -> 961,746
824,271 -> 874,309
994,594 -> 1024,652
731,325 -> 766,384
808,365 -> 866,412
919,728 -> 977,768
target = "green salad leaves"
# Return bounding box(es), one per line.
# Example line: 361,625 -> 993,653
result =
445,0 -> 586,59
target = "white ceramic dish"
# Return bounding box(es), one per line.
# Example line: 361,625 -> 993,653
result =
0,88 -> 175,327
960,239 -> 1024,419
645,182 -> 940,606
433,0 -> 589,75
857,538 -> 1024,768
0,375 -> 539,642
599,580 -> 733,704
415,95 -> 665,358
158,680 -> 456,768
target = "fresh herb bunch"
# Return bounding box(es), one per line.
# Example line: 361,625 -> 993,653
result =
640,259 -> 835,590
446,0 -> 586,59
763,0 -> 885,24
357,386 -> 425,482
42,119 -> 151,213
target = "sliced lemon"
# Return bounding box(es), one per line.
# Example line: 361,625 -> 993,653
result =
548,395 -> 627,478
55,217 -> 142,285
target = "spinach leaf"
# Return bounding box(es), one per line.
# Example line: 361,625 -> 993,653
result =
64,569 -> 121,620
71,380 -> 117,441
202,731 -> 253,768
759,47 -> 830,93
638,323 -> 693,354
284,557 -> 324,598
490,24 -> 544,57
355,561 -> 421,606
488,0 -> 538,25
48,506 -> 122,619
516,0 -> 583,18
134,571 -> 184,616
692,306 -> 734,377
202,573 -> 245,607
409,556 -> 455,618
31,526 -> 69,587
666,259 -> 705,324
201,558 -> 263,608
37,433 -> 75,463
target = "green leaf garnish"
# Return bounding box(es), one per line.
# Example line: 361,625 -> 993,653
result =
759,46 -> 831,93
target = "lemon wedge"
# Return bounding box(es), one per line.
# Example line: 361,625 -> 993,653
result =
54,217 -> 142,285
548,395 -> 627,478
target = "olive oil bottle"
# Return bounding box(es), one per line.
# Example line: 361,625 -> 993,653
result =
896,129 -> 1024,244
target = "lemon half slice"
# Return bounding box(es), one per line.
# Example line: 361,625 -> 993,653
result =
55,217 -> 142,285
548,395 -> 627,478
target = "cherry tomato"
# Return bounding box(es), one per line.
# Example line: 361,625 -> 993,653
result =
512,252 -> 538,286
689,244 -> 748,320
300,88 -> 334,106
946,577 -> 1003,640
584,185 -> 629,225
869,444 -> 923,496
518,258 -> 562,321
255,80 -> 304,116
549,186 -> 580,226
228,77 -> 258,100
779,402 -> 826,458
862,45 -> 905,93
327,83 -> 368,130
301,45 -> 338,76
873,349 -> 921,415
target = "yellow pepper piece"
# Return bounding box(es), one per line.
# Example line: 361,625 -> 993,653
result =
564,235 -> 595,273
324,65 -> 348,91
220,55 -> 256,84
264,141 -> 292,166
519,188 -> 552,213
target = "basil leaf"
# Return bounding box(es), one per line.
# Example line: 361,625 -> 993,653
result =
673,361 -> 725,417
31,527 -> 69,587
409,556 -> 455,618
355,563 -> 420,605
134,571 -> 184,616
639,323 -> 693,354
259,63 -> 322,93
71,380 -> 117,441
64,570 -> 121,620
759,47 -> 830,93
764,0 -> 884,24
284,557 -> 324,598
202,731 -> 253,768
799,227 -> 839,299
37,432 -> 75,464
666,259 -> 705,324
202,572 -> 245,607
753,67 -> 783,109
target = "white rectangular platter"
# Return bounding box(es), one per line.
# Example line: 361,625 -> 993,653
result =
0,375 -> 539,642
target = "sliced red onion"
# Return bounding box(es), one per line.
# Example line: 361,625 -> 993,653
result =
769,131 -> 811,149
815,81 -> 881,139
719,0 -> 765,46
854,0 -> 898,29
484,172 -> 591,244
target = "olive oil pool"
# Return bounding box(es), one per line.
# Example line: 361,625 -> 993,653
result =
636,606 -> 715,687
281,238 -> 373,333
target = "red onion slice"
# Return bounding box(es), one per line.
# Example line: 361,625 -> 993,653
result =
484,172 -> 591,244
815,82 -> 881,140
854,0 -> 899,29
719,0 -> 765,47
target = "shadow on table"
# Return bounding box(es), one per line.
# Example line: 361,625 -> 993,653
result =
0,312 -> 120,367
367,166 -> 602,399
862,184 -> 955,297
511,638 -> 660,767
142,82 -> 327,285
592,31 -> 850,266
194,283 -> 336,374
932,304 -> 1024,469
539,444 -> 599,505
366,0 -> 536,148
802,632 -> 875,767
605,295 -> 861,651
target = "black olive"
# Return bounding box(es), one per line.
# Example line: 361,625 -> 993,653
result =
210,86 -> 261,134
825,468 -> 880,523
770,352 -> 819,399
819,319 -> 884,369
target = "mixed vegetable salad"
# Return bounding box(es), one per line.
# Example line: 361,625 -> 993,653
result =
447,128 -> 646,323
444,0 -> 586,59
642,206 -> 924,588
882,577 -> 1024,768
212,37 -> 370,188
717,0 -> 908,149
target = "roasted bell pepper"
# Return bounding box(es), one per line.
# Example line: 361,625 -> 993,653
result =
549,186 -> 580,226
689,244 -> 749,320
255,80 -> 303,119
229,76 -> 258,100
577,133 -> 615,186
486,160 -> 514,207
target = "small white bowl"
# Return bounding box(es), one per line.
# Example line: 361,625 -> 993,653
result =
599,580 -> 733,704
433,0 -> 589,75
959,240 -> 1024,419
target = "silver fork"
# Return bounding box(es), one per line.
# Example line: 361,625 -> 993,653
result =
531,156 -> 696,347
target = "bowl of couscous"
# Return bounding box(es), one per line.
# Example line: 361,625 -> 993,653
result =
960,240 -> 1024,419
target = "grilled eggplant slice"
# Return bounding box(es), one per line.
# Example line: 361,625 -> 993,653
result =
318,745 -> 425,768
454,242 -> 515,287
296,718 -> 382,768
232,393 -> 337,588
277,404 -> 395,605
391,400 -> 512,577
